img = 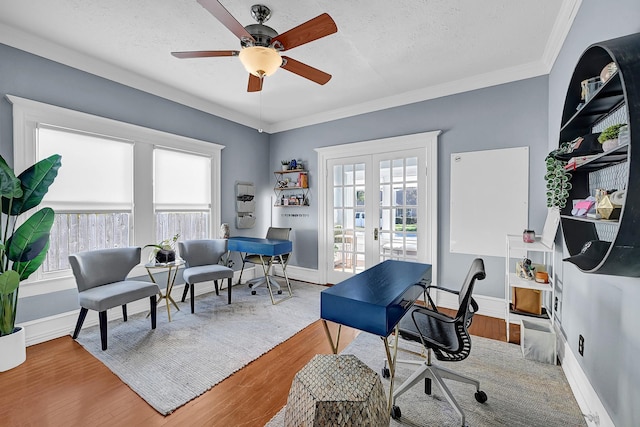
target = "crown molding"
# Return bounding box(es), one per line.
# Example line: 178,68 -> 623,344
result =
0,23 -> 261,130
1,0 -> 579,135
541,0 -> 582,71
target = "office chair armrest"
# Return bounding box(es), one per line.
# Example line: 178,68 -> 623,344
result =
411,306 -> 456,325
425,285 -> 460,296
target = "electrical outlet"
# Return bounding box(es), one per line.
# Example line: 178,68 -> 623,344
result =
578,334 -> 584,356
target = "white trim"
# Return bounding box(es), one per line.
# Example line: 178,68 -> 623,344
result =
19,268 -> 252,346
556,325 -> 615,427
435,291 -> 505,320
6,94 -> 223,296
0,23 -> 258,131
315,131 -> 440,285
541,0 -> 583,71
0,9 -> 578,134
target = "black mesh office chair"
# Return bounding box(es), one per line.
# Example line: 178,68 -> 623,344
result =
384,258 -> 487,426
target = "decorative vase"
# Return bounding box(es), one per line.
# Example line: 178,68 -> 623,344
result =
0,326 -> 26,372
220,223 -> 230,239
602,138 -> 619,152
155,249 -> 176,264
281,165 -> 288,171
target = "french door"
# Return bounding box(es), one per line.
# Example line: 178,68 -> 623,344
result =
326,149 -> 430,284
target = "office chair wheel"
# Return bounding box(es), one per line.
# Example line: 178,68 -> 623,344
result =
475,390 -> 488,403
251,290 -> 257,295
390,405 -> 401,420
277,290 -> 283,294
381,367 -> 390,379
248,283 -> 254,288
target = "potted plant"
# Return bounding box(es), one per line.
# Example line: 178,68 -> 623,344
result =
598,123 -> 625,151
0,154 -> 62,371
280,160 -> 290,171
145,233 -> 180,264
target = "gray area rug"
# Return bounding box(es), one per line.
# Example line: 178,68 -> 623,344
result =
76,280 -> 323,415
266,332 -> 586,427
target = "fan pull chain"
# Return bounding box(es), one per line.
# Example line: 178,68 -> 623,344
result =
258,82 -> 264,133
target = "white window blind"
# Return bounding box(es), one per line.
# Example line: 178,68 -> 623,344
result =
154,148 -> 211,211
37,125 -> 133,211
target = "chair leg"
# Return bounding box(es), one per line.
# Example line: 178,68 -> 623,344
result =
227,277 -> 232,304
122,304 -> 128,321
72,307 -> 89,339
98,311 -> 108,351
150,295 -> 157,329
190,283 -> 195,313
181,283 -> 189,302
214,280 -> 219,296
237,256 -> 247,285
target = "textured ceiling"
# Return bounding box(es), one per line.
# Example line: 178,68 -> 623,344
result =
0,0 -> 579,132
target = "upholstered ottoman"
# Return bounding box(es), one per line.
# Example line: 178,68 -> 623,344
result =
284,354 -> 389,426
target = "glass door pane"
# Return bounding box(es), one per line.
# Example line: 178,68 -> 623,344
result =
377,155 -> 419,262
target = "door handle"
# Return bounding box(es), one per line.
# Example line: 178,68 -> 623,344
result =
373,227 -> 379,241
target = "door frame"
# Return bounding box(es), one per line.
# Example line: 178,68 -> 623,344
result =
315,131 -> 440,284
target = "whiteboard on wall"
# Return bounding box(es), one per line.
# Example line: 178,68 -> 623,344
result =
450,147 -> 529,257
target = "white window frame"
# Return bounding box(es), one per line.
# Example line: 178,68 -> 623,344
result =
7,95 -> 224,297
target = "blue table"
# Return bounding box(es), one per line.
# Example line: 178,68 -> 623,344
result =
227,236 -> 293,304
321,260 -> 432,411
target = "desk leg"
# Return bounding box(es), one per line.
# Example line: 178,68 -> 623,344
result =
321,320 -> 341,354
278,254 -> 293,297
382,325 -> 400,413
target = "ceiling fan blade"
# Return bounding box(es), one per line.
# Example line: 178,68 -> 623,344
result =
171,50 -> 239,59
247,74 -> 263,92
197,0 -> 255,43
281,56 -> 331,85
272,13 -> 337,51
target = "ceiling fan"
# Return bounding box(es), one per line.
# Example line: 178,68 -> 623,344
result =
172,1 -> 338,92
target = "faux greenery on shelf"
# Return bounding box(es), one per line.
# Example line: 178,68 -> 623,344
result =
0,154 -> 62,337
598,123 -> 625,143
544,142 -> 572,208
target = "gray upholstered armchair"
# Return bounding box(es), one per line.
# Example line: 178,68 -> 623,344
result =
178,239 -> 234,313
69,247 -> 160,351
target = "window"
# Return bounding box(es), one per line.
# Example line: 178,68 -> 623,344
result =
8,95 -> 223,296
154,147 -> 211,243
37,125 -> 133,272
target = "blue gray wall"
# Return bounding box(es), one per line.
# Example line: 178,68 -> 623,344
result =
270,76 -> 550,299
548,0 -> 640,425
0,42 -> 270,320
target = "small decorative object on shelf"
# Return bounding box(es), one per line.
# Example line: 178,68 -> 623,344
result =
598,123 -> 625,151
580,76 -> 602,103
600,61 -> 617,83
220,223 -> 230,239
522,230 -> 535,243
145,233 -> 180,264
273,166 -> 310,207
281,160 -> 290,171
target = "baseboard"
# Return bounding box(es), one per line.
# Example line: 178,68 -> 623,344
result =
556,327 -> 614,427
19,268 -> 252,347
435,291 -> 505,319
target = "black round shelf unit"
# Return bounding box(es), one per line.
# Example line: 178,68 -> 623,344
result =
559,32 -> 640,276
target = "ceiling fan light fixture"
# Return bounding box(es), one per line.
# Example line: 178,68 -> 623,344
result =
239,46 -> 281,77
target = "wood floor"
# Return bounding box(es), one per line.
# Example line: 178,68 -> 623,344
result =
0,305 -> 519,427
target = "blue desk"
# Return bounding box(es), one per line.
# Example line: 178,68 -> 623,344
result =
321,260 -> 432,411
227,237 -> 293,304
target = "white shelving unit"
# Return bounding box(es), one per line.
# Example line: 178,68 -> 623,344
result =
505,235 -> 555,343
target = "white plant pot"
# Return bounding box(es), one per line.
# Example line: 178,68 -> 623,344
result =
602,138 -> 619,152
0,326 -> 26,371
